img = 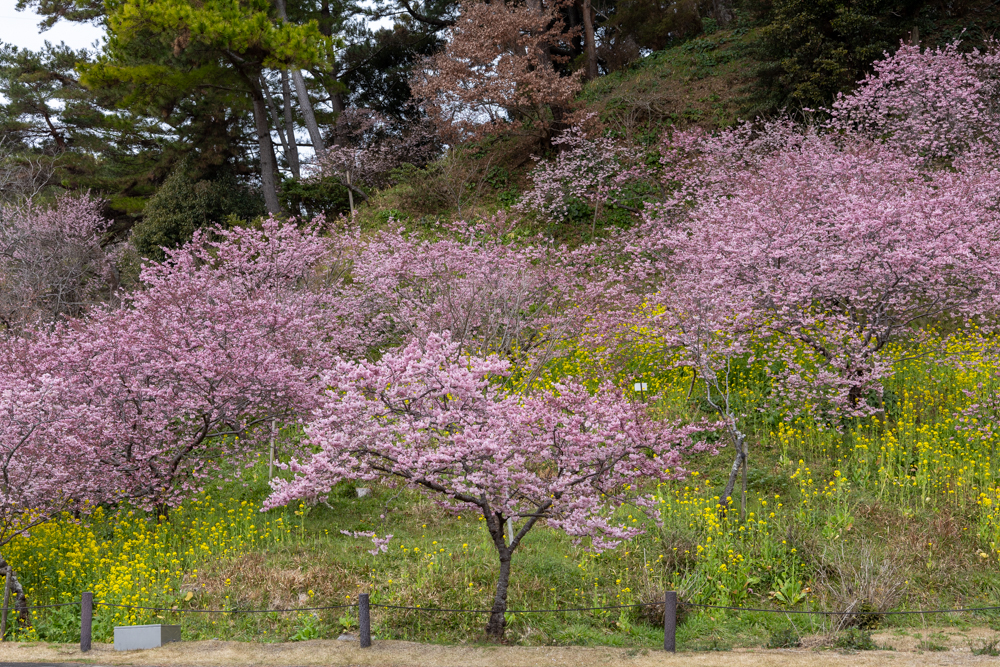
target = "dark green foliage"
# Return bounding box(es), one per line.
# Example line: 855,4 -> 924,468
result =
766,626 -> 802,648
131,166 -> 263,260
0,40 -> 168,220
16,0 -> 104,30
280,176 -> 351,218
342,24 -> 442,123
598,0 -> 705,70
970,636 -> 1000,656
743,0 -> 927,112
834,627 -> 877,650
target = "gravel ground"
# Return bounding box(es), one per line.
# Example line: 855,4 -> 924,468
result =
0,627 -> 996,667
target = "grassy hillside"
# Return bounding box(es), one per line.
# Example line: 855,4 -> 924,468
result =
579,28 -> 751,133
355,28 -> 751,238
9,13 -> 1000,652
9,331 -> 1000,649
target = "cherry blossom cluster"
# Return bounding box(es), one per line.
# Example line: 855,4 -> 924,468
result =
311,109 -> 439,193
517,124 -> 651,222
352,216 -> 584,363
0,216 -> 368,522
620,122 -> 1000,415
829,40 -> 1000,160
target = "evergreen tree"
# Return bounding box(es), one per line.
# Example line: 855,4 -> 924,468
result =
131,164 -> 264,261
82,0 -> 339,213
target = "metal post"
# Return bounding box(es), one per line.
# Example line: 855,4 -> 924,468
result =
80,591 -> 93,652
359,593 -> 371,648
1,566 -> 11,640
268,419 -> 276,480
663,590 -> 677,652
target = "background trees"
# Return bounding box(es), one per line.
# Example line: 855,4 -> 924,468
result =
409,0 -> 582,143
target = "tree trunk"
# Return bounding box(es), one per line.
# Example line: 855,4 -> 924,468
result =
280,71 -> 301,179
580,0 -> 598,80
486,551 -> 512,640
720,433 -> 747,514
740,442 -> 748,521
291,69 -> 325,153
274,0 -> 325,153
250,89 -> 282,214
231,57 -> 282,214
262,75 -> 297,179
0,557 -> 29,628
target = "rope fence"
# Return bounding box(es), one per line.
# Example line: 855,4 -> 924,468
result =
30,591 -> 1000,654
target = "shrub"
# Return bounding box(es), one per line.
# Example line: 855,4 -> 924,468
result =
834,627 -> 877,651
743,0 -> 928,112
767,626 -> 802,648
132,166 -> 263,261
971,636 -> 1000,656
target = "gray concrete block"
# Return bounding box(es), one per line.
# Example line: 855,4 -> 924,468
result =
113,624 -> 181,651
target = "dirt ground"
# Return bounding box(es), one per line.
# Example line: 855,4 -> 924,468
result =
0,627 -> 998,667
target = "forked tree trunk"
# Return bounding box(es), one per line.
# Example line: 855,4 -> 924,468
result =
231,56 -> 282,214
274,0 -> 325,153
476,499 -> 551,640
262,75 -> 298,179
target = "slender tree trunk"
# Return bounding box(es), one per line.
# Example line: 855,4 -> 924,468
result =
280,71 -> 301,179
274,0 -> 325,153
580,0 -> 598,80
262,74 -> 297,179
346,170 -> 355,214
720,433 -> 747,514
249,84 -> 282,214
291,69 -> 325,152
486,551 -> 512,639
740,441 -> 748,521
231,57 -> 282,214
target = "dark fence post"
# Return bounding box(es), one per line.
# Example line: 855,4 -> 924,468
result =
1,565 -> 11,640
80,592 -> 93,652
663,590 -> 677,652
359,593 -> 371,648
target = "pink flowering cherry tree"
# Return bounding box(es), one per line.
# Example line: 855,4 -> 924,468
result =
591,121 -> 1000,512
311,109 -> 439,204
0,336 -> 115,616
517,124 -> 652,231
0,195 -> 118,330
354,219 -> 585,379
829,40 -> 1000,160
266,333 -> 706,639
59,218 -> 367,510
640,123 -> 1000,407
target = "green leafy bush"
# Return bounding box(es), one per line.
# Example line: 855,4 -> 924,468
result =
132,166 -> 263,260
834,627 -> 877,651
